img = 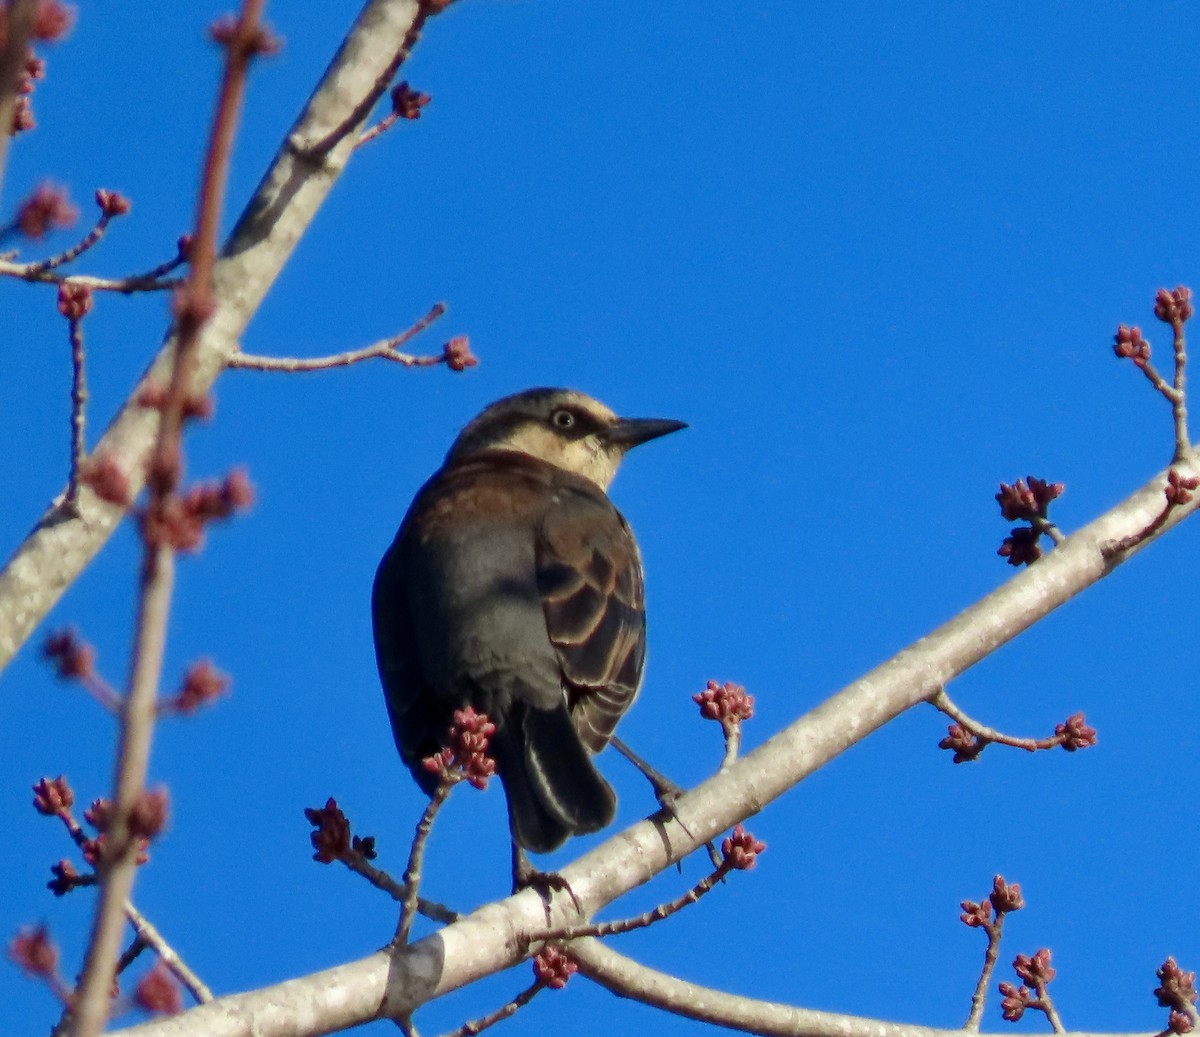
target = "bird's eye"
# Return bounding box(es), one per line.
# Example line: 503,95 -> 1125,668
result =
550,409 -> 576,430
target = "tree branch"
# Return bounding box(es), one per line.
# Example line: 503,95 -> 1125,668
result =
102,455 -> 1198,1037
0,0 -> 430,675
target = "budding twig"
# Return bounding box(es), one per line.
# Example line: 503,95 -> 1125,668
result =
439,979 -> 544,1037
525,826 -> 764,947
56,283 -> 94,510
932,689 -> 1095,762
225,303 -> 475,373
305,798 -> 457,925
123,901 -> 213,1004
304,9 -> 429,157
394,783 -> 452,946
959,875 -> 1025,1030
68,4 -> 271,1034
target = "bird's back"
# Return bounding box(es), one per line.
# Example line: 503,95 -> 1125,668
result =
373,450 -> 647,852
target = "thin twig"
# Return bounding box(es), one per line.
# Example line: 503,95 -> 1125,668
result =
963,914 -> 1005,1030
721,726 -> 741,770
932,689 -> 1070,753
227,302 -> 446,372
46,799 -> 213,1003
1032,517 -> 1065,546
0,259 -> 183,292
65,313 -> 88,510
25,211 -> 118,275
1037,984 -> 1066,1034
395,783 -> 452,945
337,848 -> 460,925
113,934 -> 149,978
1133,356 -> 1182,406
67,4 -> 267,1034
304,8 -> 428,158
356,111 -> 402,149
124,900 -> 213,1003
525,860 -> 732,946
68,546 -> 176,1037
1170,317 -> 1190,461
439,980 -> 544,1037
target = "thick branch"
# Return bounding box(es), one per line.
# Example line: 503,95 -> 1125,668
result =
104,457 -> 1196,1037
0,0 -> 428,675
570,940 -> 1149,1037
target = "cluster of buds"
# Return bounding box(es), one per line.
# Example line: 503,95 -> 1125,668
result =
1054,712 -> 1097,751
4,1 -> 74,134
995,477 -> 1062,523
422,706 -> 497,790
938,723 -> 984,763
390,81 -> 431,120
305,798 -> 352,863
11,54 -> 44,133
12,181 -> 78,239
304,797 -> 376,864
960,874 -> 1025,931
693,680 -> 755,734
1113,324 -> 1152,366
1154,286 -> 1194,327
164,660 -> 229,714
208,13 -> 282,57
999,948 -> 1056,1022
32,775 -> 163,885
94,188 -> 131,220
995,476 -> 1063,567
720,824 -> 766,871
533,944 -> 578,989
8,924 -> 59,980
42,628 -> 95,681
1156,957 -> 1198,1034
442,336 -> 478,373
1165,468 -> 1200,508
79,789 -> 166,867
134,961 -> 183,1015
140,468 -> 254,552
56,280 -> 92,320
78,451 -> 132,506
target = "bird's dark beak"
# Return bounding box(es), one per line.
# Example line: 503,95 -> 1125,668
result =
603,416 -> 688,449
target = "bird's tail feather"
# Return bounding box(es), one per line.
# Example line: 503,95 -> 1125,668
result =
497,704 -> 616,854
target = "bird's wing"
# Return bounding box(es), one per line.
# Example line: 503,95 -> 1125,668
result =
372,533 -> 446,797
536,486 -> 646,754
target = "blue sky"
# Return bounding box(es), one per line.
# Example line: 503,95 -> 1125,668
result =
3,3 -> 1199,1034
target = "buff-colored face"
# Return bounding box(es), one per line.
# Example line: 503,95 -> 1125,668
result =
446,389 -> 628,488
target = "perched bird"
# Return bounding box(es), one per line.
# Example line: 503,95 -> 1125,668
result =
372,388 -> 685,858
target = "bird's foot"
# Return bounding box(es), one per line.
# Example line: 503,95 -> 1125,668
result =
513,859 -> 583,915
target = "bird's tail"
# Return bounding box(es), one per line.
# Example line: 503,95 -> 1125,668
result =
496,704 -> 616,854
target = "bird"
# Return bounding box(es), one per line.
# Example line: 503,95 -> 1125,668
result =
372,387 -> 685,862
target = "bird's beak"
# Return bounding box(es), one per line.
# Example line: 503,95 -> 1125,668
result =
602,416 -> 688,449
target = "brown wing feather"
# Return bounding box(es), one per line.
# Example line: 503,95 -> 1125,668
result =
537,487 -> 646,754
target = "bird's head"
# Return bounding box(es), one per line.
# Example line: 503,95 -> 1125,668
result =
446,388 -> 686,488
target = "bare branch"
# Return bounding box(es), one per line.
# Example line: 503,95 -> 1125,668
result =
103,456 -> 1198,1037
395,784 -> 451,945
68,1 -> 267,1031
226,303 -> 447,372
124,901 -> 213,1004
0,0 -> 433,675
